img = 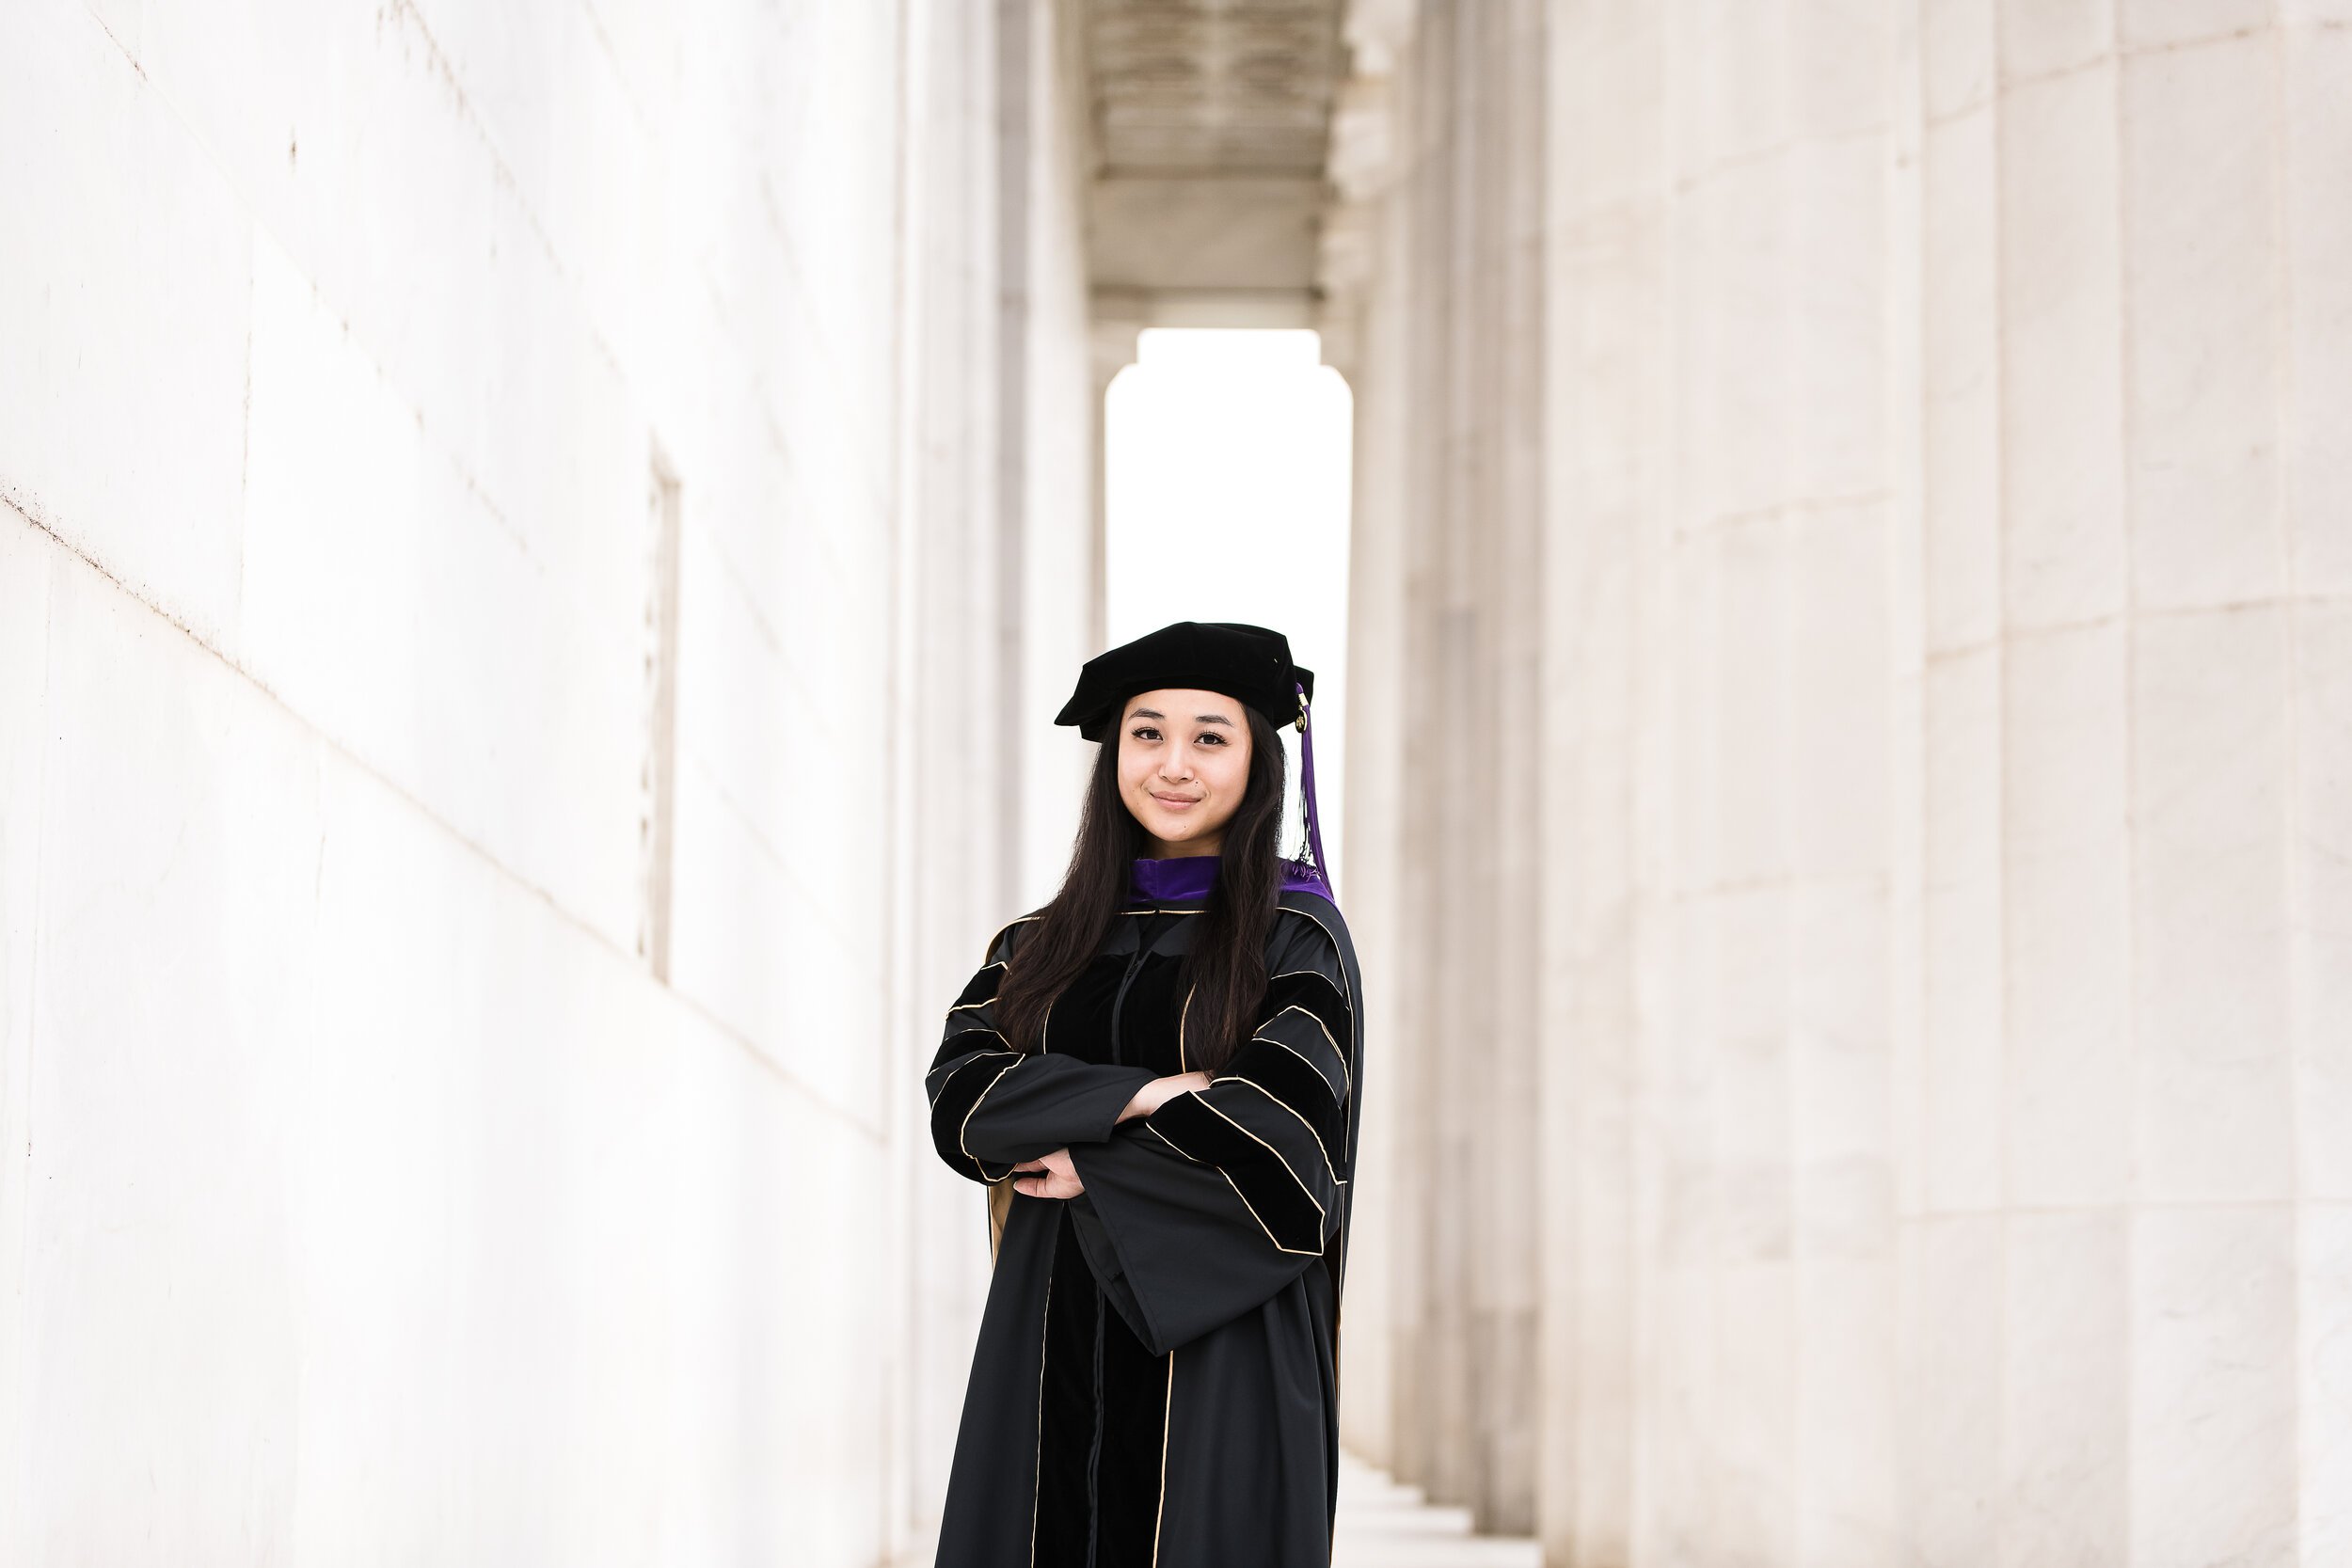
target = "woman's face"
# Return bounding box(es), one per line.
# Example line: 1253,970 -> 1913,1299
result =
1117,687 -> 1254,856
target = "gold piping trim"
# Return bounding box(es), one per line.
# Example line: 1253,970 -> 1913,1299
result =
1193,1091 -> 1327,1223
1145,1118 -> 1321,1257
1274,902 -> 1359,1165
1268,962 -> 1348,1010
927,1033 -> 1012,1095
1029,1265 -> 1053,1567
1215,1074 -> 1345,1185
937,1023 -> 1010,1055
987,912 -> 1042,970
1274,905 -> 1355,1011
1178,984 -> 1196,1072
960,1058 -> 1023,1164
1151,1346 -> 1174,1564
1252,1003 -> 1351,1095
1252,1032 -> 1347,1105
946,959 -> 1009,1016
925,1045 -> 1017,1105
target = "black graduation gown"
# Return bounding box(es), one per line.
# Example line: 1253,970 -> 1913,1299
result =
924,886 -> 1363,1568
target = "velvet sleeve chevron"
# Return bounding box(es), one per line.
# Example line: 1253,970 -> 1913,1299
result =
1134,908 -> 1354,1256
924,918 -> 1159,1184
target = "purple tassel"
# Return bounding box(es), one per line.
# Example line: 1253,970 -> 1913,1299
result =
1295,678 -> 1333,899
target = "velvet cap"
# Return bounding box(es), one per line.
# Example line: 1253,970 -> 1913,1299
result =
1053,620 -> 1315,743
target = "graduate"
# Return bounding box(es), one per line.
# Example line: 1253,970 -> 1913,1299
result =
925,620 -> 1364,1568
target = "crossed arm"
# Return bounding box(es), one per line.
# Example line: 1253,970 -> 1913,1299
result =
1000,1069 -> 1211,1197
925,910 -> 1354,1241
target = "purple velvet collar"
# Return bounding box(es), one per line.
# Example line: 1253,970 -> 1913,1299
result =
1128,853 -> 1333,906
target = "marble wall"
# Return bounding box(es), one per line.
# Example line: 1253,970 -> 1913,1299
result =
0,0 -> 1095,1560
1332,1 -> 2352,1562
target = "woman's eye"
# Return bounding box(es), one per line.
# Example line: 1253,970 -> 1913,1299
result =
1130,726 -> 1159,741
1198,732 -> 1226,744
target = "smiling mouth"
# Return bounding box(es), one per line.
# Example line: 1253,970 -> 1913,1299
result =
1151,793 -> 1201,808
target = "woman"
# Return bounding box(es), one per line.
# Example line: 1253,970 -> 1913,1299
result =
925,620 -> 1362,1568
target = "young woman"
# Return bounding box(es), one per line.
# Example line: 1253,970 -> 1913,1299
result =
924,620 -> 1362,1568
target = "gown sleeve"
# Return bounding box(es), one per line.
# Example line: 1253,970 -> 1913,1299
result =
924,917 -> 1161,1183
1061,907 -> 1355,1354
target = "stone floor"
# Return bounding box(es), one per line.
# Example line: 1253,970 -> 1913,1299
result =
1329,1450 -> 1543,1568
894,1450 -> 1545,1567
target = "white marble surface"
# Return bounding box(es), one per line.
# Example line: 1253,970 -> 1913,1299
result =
0,0 -> 254,648
0,0 -> 1098,1560
1334,1 -> 2352,1564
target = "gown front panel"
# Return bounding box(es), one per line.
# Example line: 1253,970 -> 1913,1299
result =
1031,908 -> 1196,1567
1040,911 -> 1194,1076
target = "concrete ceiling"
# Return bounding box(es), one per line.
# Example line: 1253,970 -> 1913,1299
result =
1084,0 -> 1346,325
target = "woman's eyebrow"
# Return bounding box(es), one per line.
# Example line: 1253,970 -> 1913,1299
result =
1127,707 -> 1234,727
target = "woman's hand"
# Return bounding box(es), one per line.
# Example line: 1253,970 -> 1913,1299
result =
1116,1070 -> 1213,1124
1010,1147 -> 1084,1200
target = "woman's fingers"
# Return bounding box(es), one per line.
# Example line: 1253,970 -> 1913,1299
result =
1008,1149 -> 1081,1198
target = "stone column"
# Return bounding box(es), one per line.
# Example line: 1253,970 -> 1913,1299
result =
1334,0 -> 2352,1560
1534,1 -> 1670,1560
1901,7 -> 2352,1565
1329,0 -> 1549,1533
1324,9 -> 1406,1475
1087,313 -> 1140,659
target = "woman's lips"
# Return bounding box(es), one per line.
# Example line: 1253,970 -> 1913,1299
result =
1151,793 -> 1200,810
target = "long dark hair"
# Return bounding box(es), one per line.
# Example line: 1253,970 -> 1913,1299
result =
993,705 -> 1287,1074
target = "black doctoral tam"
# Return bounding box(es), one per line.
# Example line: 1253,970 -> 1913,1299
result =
1053,621 -> 1315,743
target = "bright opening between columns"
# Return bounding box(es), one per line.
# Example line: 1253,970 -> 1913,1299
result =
1104,329 -> 1355,883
